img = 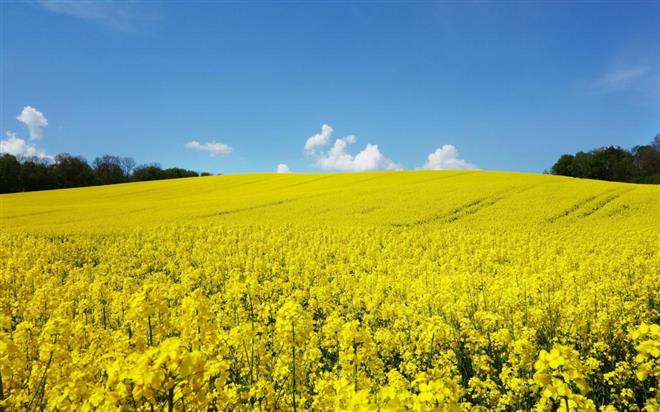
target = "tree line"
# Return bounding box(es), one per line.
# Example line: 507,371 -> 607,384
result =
550,135 -> 660,184
0,153 -> 211,194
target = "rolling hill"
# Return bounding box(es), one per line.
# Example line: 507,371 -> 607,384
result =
1,171 -> 659,410
2,170 -> 658,232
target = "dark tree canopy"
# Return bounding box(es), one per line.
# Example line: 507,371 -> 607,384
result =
0,153 -> 209,194
131,164 -> 165,181
550,135 -> 660,184
52,154 -> 95,188
0,154 -> 22,193
93,155 -> 126,185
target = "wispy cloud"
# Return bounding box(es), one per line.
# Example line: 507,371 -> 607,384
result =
185,140 -> 233,157
304,124 -> 401,172
421,145 -> 477,170
38,0 -> 159,31
596,65 -> 653,91
593,62 -> 659,94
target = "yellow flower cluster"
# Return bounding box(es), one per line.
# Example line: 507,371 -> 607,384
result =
533,344 -> 595,411
0,171 -> 658,410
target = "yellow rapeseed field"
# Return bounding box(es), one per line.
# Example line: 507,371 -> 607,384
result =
1,171 -> 658,411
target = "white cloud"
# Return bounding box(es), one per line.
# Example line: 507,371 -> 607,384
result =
304,124 -> 333,152
342,134 -> 356,144
16,106 -> 48,140
276,163 -> 291,173
597,65 -> 651,91
422,145 -> 477,170
304,125 -> 401,172
39,0 -> 159,31
593,62 -> 659,94
0,131 -> 52,161
184,140 -> 233,157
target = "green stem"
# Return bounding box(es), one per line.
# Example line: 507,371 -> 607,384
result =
195,308 -> 201,351
353,338 -> 358,392
27,350 -> 53,412
168,387 -> 174,412
249,295 -> 255,386
102,303 -> 107,329
0,369 -> 5,412
291,320 -> 297,412
147,316 -> 153,346
428,333 -> 435,369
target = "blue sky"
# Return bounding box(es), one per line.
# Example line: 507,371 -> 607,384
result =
1,1 -> 659,174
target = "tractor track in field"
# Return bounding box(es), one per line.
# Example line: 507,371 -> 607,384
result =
443,195 -> 505,223
4,209 -> 61,219
390,184 -> 539,228
545,188 -> 628,223
546,195 -> 599,223
213,177 -> 271,191
391,189 -> 514,228
407,170 -> 480,186
197,199 -> 297,218
280,175 -> 334,189
579,189 -> 634,217
196,190 -> 339,219
606,203 -> 635,217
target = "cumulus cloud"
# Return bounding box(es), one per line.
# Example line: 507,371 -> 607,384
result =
276,163 -> 291,173
315,138 -> 401,172
0,131 -> 52,161
422,145 -> 478,170
16,106 -> 48,140
184,140 -> 233,157
304,124 -> 333,152
304,125 -> 401,172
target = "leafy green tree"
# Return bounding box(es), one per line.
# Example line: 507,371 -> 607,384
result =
551,136 -> 659,184
551,154 -> 576,177
20,159 -> 54,191
0,154 -> 22,193
162,168 -> 199,179
52,154 -> 94,188
131,164 -> 165,181
93,155 -> 127,185
632,144 -> 660,179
